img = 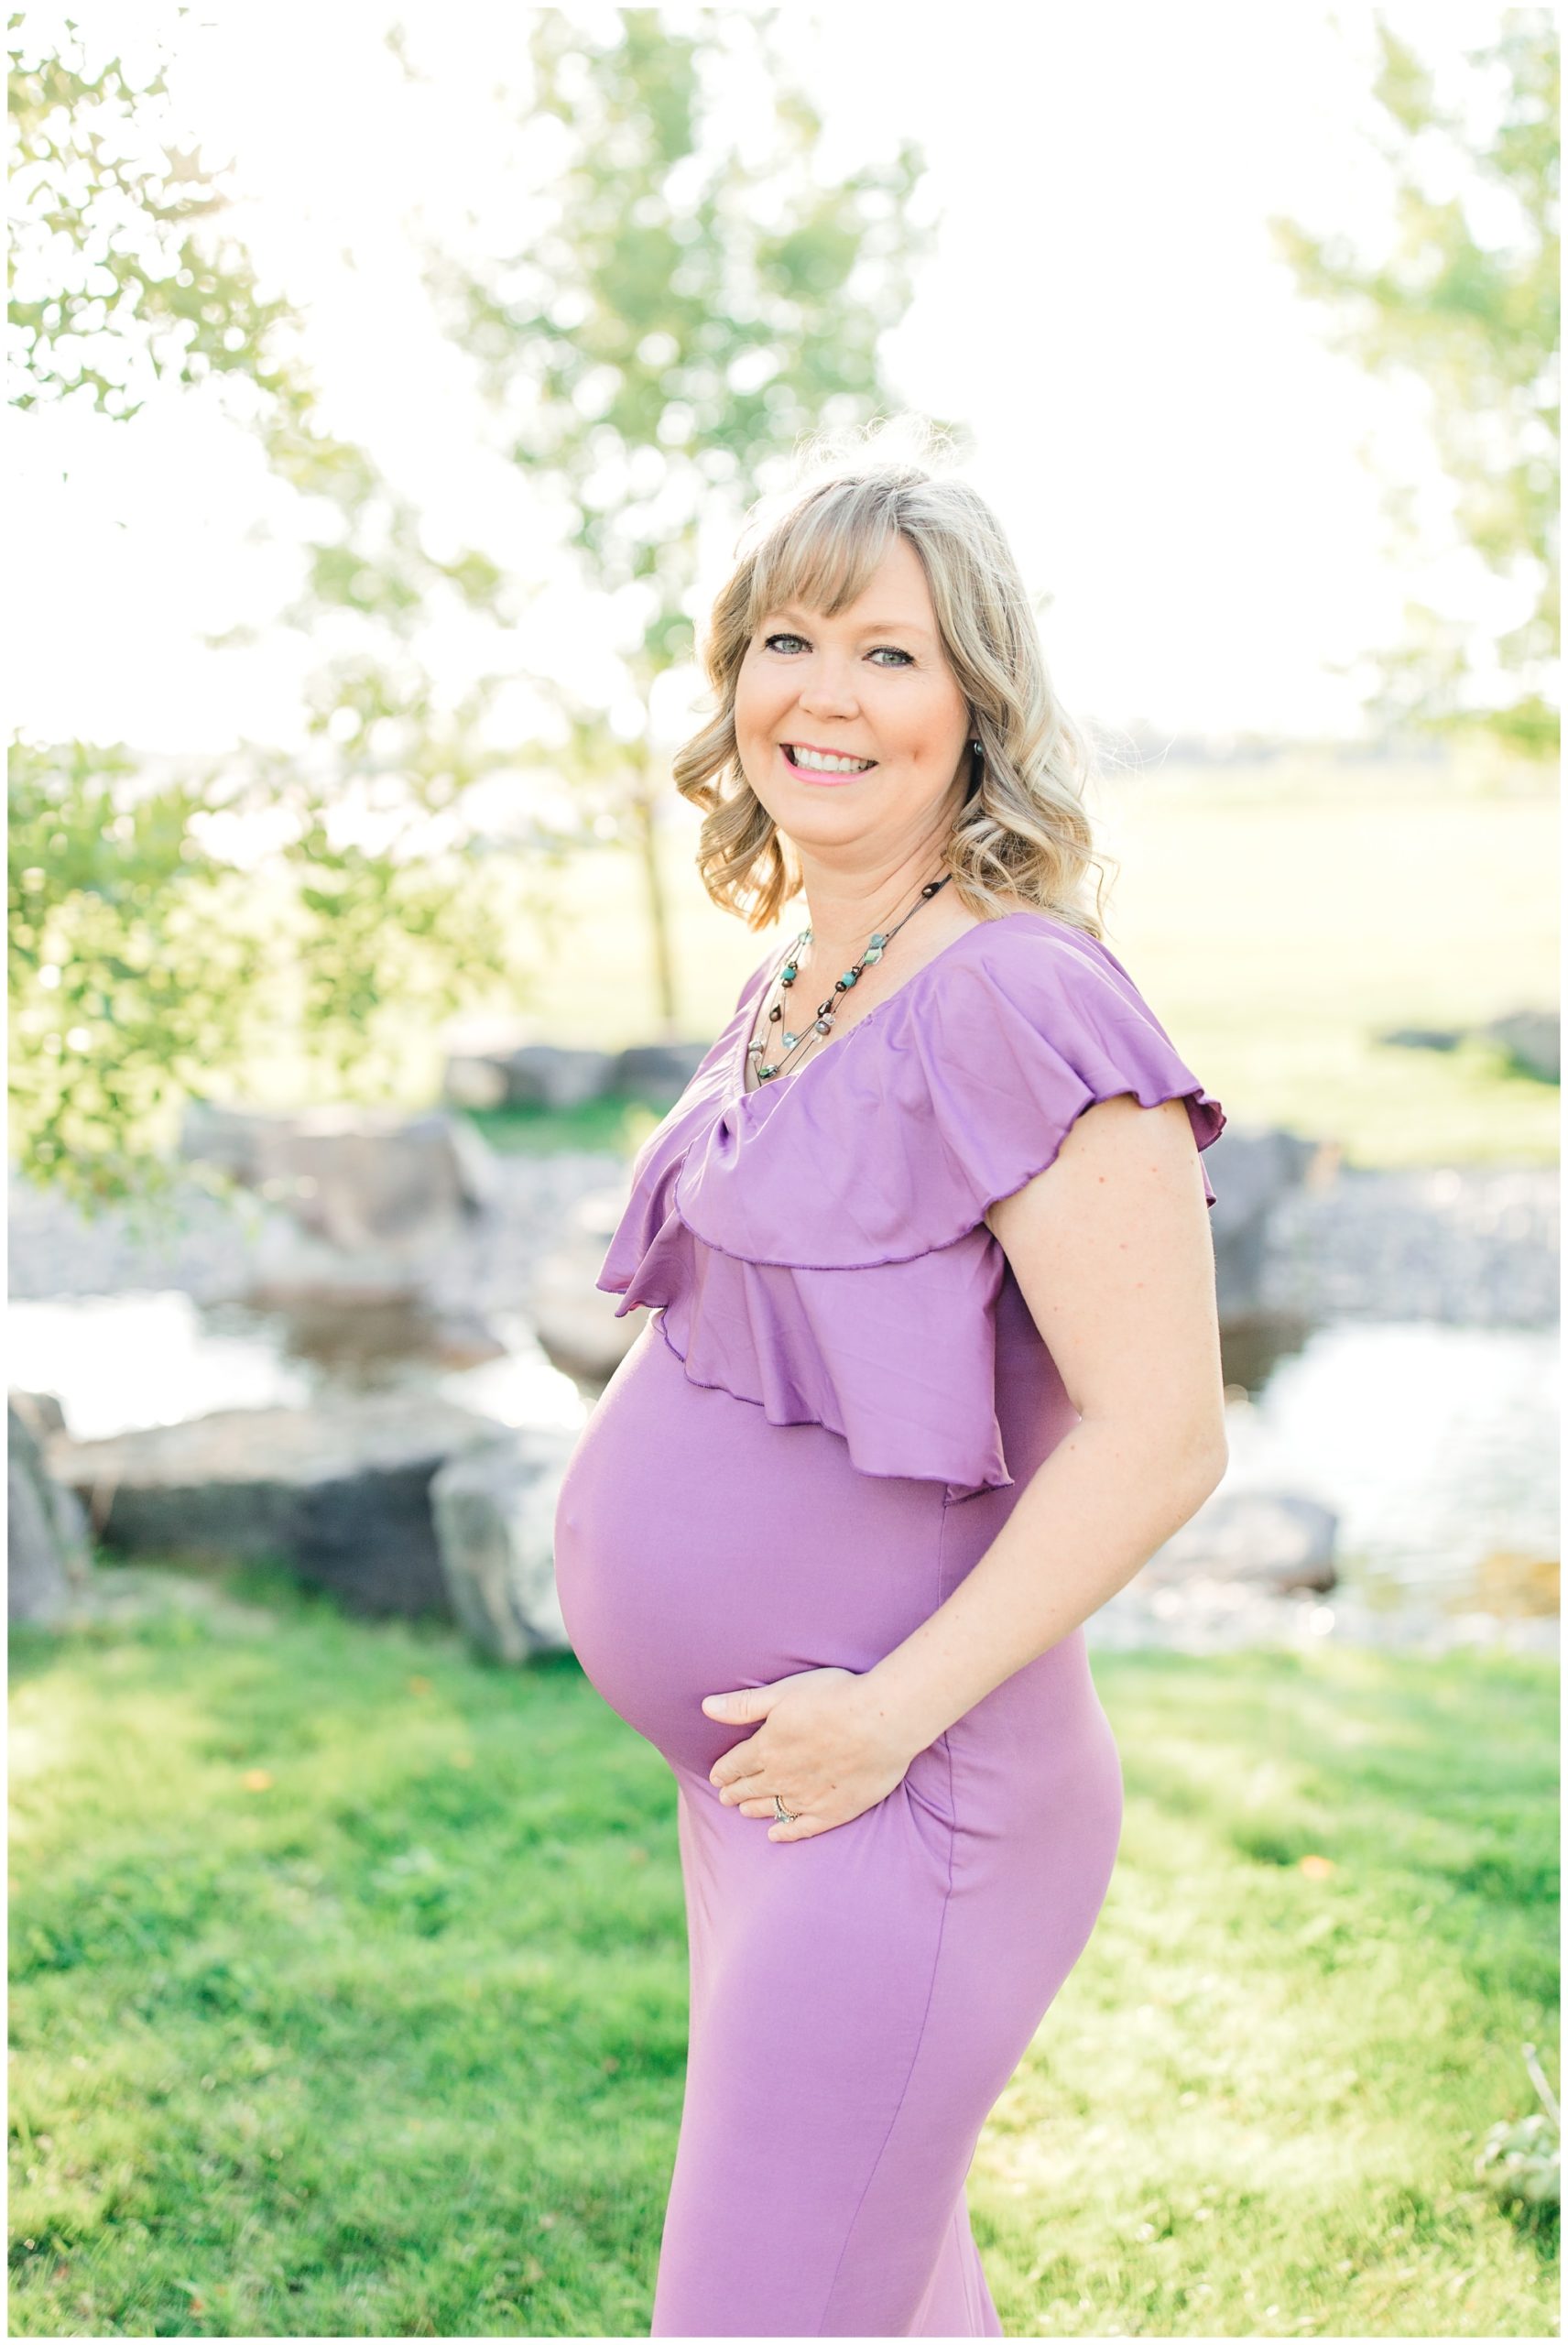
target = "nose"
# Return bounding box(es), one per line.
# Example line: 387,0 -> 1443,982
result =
795,652 -> 861,720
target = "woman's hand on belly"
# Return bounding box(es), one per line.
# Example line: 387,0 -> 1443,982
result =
701,1667 -> 923,1842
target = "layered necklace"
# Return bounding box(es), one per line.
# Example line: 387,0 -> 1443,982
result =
746,872 -> 954,1085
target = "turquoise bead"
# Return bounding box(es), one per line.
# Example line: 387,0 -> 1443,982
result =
840,969 -> 857,987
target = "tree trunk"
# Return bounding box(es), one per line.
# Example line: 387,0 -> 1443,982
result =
631,762 -> 679,1034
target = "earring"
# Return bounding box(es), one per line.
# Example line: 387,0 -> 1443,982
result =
970,738 -> 983,758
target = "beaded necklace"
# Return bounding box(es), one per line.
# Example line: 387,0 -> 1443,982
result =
746,872 -> 954,1085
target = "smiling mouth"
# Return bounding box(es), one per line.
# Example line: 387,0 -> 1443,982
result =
781,744 -> 877,776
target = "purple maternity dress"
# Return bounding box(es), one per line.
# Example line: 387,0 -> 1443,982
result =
552,909 -> 1225,2338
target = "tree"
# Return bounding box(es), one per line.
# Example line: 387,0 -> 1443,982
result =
7,6 -> 934,1209
8,737 -> 267,1214
1274,10 -> 1559,755
7,10 -> 294,416
430,7 -> 931,1023
7,12 -> 533,1211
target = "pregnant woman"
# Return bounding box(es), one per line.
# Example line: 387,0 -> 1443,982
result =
552,443 -> 1228,2338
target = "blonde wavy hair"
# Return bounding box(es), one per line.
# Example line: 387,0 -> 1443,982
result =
672,421 -> 1116,938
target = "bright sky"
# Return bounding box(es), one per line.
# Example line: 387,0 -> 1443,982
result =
7,0 -> 1524,753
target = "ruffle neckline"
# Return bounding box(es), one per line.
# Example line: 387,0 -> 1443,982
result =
595,911 -> 1225,1490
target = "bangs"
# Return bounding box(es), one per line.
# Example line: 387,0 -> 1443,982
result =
746,480 -> 901,631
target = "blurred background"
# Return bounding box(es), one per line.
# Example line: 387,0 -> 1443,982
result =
8,4 -> 1559,2337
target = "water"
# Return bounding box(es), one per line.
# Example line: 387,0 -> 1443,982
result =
7,1290 -> 586,1443
1220,1319 -> 1558,1608
9,1292 -> 1557,1642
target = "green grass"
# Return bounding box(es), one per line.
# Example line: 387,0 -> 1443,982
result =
462,1094 -> 667,1162
1095,756 -> 1559,1169
981,1644 -> 1559,2339
9,1568 -> 1558,2338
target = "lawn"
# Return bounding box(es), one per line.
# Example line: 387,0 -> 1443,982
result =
9,1565 -> 1558,2339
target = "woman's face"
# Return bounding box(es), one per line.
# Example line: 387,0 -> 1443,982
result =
733,534 -> 972,860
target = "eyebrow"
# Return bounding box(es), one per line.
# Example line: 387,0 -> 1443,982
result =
764,606 -> 935,639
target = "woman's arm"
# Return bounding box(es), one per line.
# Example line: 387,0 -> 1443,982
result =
860,1090 -> 1228,1753
702,1091 -> 1228,1838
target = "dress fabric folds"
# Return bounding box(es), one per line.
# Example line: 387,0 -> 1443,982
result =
552,909 -> 1225,2336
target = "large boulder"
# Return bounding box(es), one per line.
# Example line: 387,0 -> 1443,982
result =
529,1185 -> 647,1384
613,1042 -> 710,1107
441,1054 -> 511,1112
438,1021 -> 620,1113
430,1424 -> 582,1662
178,1103 -> 501,1303
9,1391 -> 95,1626
47,1393 -> 505,1619
1480,1008 -> 1560,1084
495,1045 -> 619,1112
1258,1162 -> 1557,1325
437,1019 -> 711,1116
1206,1126 -> 1322,1323
1143,1489 -> 1339,1594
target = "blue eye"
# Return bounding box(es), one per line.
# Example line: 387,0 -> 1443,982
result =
759,633 -> 913,666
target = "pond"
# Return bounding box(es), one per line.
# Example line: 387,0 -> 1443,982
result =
7,1289 -> 586,1443
10,1290 -> 1556,1652
1219,1316 -> 1556,1609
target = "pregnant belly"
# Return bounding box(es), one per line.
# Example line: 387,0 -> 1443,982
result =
553,1317 -> 951,1777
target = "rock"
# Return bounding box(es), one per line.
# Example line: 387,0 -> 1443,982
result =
9,1391 -> 95,1625
435,1013 -> 618,1110
13,1388 -> 68,1439
1258,1163 -> 1557,1326
441,1055 -> 511,1112
495,1045 -> 617,1112
1206,1126 -> 1323,1324
529,1186 -> 646,1384
180,1101 -> 500,1233
448,1036 -> 710,1112
1451,1551 -> 1561,1619
532,1275 -> 643,1385
430,1424 -> 582,1662
6,1147 -> 630,1316
47,1393 -> 505,1620
1480,1009 -> 1560,1084
178,1103 -> 503,1304
1376,1026 -> 1465,1053
176,1100 -> 271,1185
420,1305 -> 512,1369
613,1042 -> 711,1107
1143,1489 -> 1340,1594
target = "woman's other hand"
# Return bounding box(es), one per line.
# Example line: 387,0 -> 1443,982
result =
701,1667 -> 920,1841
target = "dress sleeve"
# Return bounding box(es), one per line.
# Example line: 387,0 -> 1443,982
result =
899,920 -> 1225,1221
